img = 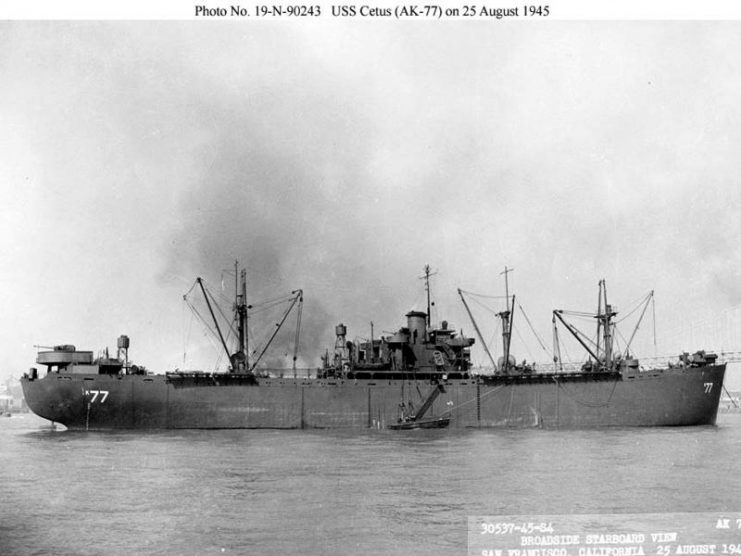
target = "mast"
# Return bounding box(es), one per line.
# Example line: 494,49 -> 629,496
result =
552,281 -> 622,372
421,265 -> 437,328
244,269 -> 248,366
499,266 -> 514,374
596,280 -> 602,359
292,290 -> 303,374
235,265 -> 248,372
599,280 -> 616,370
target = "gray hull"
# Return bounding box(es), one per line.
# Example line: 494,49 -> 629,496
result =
20,364 -> 726,430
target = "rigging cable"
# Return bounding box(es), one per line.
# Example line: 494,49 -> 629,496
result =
557,310 -> 598,318
185,301 -> 226,366
249,294 -> 298,314
184,288 -> 234,371
485,320 -> 502,364
457,289 -> 508,300
516,301 -> 550,353
469,295 -> 500,316
204,286 -> 237,340
561,315 -> 600,352
512,324 -> 536,362
614,291 -> 652,324
249,290 -> 302,372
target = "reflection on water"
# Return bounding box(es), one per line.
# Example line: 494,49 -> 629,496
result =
1,414 -> 740,555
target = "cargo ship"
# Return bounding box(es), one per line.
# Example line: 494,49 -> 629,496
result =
20,265 -> 726,430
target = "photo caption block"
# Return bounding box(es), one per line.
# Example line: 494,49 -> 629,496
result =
469,513 -> 741,556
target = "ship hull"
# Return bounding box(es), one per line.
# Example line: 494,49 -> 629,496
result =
20,364 -> 725,430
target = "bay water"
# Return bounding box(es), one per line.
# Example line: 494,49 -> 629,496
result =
2,413 -> 740,555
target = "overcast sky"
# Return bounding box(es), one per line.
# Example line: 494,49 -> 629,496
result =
2,21 -> 741,387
